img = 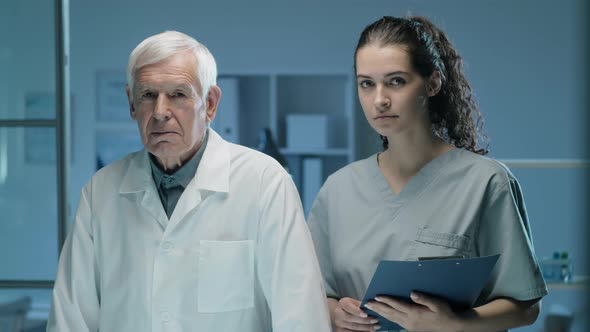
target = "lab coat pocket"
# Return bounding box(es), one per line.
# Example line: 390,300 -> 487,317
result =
197,240 -> 255,313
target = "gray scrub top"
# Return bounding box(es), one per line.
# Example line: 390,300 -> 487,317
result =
308,149 -> 547,329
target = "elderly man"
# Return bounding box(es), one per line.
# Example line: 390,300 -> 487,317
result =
47,31 -> 331,331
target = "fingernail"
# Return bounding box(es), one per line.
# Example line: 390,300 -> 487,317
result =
373,325 -> 381,330
370,319 -> 379,324
410,292 -> 419,300
374,296 -> 383,302
364,303 -> 374,310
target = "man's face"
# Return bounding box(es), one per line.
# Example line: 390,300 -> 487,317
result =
127,51 -> 219,169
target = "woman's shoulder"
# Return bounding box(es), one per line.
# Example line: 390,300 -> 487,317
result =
453,149 -> 518,187
324,154 -> 379,186
313,154 -> 381,209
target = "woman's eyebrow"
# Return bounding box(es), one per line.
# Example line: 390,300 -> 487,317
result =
383,71 -> 409,77
357,71 -> 409,79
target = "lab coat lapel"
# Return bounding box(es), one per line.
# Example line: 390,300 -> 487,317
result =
119,150 -> 168,228
169,129 -> 230,226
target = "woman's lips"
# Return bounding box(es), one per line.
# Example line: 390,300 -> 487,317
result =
374,115 -> 399,120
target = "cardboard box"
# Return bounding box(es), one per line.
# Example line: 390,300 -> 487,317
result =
286,114 -> 328,149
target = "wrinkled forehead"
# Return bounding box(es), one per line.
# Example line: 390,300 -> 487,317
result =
134,81 -> 197,94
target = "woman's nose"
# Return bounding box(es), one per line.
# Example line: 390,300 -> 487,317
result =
374,86 -> 391,110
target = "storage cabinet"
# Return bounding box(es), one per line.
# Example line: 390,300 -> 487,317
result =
215,73 -> 355,214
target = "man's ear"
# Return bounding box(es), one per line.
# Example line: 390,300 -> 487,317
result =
427,71 -> 442,97
126,85 -> 137,120
205,85 -> 221,124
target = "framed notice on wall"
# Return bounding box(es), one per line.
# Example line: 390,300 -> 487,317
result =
96,70 -> 130,122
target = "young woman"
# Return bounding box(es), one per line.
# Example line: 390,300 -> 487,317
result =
308,16 -> 547,332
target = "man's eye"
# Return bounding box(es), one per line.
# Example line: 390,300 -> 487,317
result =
142,92 -> 155,99
172,92 -> 186,98
358,80 -> 374,88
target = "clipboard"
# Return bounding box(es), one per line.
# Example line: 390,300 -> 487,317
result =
360,254 -> 500,331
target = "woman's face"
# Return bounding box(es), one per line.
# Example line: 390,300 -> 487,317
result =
355,44 -> 436,140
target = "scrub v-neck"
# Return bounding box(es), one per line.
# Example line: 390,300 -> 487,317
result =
370,148 -> 460,211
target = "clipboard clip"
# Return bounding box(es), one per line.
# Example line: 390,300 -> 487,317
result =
418,255 -> 465,261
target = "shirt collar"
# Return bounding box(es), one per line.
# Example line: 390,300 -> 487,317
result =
149,129 -> 209,189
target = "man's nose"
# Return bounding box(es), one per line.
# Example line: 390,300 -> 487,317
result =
153,95 -> 172,120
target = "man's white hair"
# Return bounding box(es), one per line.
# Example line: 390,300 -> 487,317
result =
127,30 -> 217,102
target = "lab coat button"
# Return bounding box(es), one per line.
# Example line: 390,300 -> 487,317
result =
161,242 -> 173,252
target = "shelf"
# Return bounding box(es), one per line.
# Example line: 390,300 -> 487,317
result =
279,148 -> 349,157
547,275 -> 589,290
498,159 -> 590,169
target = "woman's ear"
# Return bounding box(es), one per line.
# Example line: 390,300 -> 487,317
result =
427,71 -> 442,97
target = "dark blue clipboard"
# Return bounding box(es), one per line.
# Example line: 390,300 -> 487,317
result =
360,255 -> 500,331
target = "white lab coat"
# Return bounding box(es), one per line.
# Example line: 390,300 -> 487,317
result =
47,129 -> 332,332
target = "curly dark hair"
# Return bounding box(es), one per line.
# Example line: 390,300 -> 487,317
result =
354,16 -> 489,155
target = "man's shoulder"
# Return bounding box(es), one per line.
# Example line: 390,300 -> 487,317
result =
227,142 -> 286,176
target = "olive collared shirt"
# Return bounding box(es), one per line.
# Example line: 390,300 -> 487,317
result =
149,129 -> 209,219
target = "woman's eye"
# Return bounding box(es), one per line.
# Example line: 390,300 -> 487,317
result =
359,80 -> 374,88
389,77 -> 406,86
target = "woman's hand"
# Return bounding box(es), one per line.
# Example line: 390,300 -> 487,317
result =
328,297 -> 381,331
364,292 -> 460,332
